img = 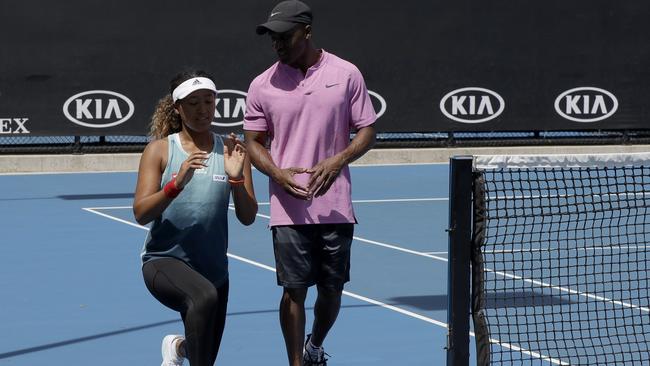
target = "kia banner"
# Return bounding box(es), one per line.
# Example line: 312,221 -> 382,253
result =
2,0 -> 649,136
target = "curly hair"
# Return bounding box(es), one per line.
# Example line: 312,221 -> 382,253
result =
148,70 -> 215,139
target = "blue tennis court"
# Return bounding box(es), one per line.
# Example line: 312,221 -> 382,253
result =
0,163 -> 466,365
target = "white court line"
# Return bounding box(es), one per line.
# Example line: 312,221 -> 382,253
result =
84,206 -> 131,210
352,236 -> 449,262
351,235 -> 650,312
240,197 -> 448,206
485,245 -> 650,253
85,205 -> 649,314
0,170 -> 136,176
352,198 -> 448,203
350,162 -> 446,167
0,161 -> 443,176
85,206 -> 445,263
81,207 -> 448,330
82,207 -> 144,230
488,192 -> 650,200
83,197 -> 446,209
484,267 -> 650,313
354,236 -> 650,312
83,205 -> 567,365
226,252 -> 451,329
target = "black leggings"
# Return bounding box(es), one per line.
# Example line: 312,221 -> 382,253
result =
142,258 -> 229,366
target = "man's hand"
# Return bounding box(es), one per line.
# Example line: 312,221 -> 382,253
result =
307,155 -> 345,197
274,167 -> 311,200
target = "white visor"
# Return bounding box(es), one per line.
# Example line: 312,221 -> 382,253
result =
172,77 -> 217,102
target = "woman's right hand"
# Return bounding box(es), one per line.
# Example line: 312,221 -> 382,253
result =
175,151 -> 209,189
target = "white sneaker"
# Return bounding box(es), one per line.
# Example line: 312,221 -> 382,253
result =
161,334 -> 184,366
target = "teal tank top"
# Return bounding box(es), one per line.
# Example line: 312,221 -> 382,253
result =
141,132 -> 231,286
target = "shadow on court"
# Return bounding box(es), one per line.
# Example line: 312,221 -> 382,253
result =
388,295 -> 447,311
0,304 -> 378,360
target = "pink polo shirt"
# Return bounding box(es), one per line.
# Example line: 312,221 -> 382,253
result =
244,50 -> 377,226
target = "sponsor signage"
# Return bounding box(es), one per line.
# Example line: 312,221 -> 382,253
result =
368,91 -> 387,119
3,0 -> 648,135
554,87 -> 618,123
213,89 -> 247,127
0,118 -> 30,134
440,87 -> 505,124
62,90 -> 134,128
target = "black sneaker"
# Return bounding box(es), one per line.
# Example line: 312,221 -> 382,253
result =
302,334 -> 329,366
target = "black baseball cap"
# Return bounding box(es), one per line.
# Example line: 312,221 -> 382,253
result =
256,0 -> 312,35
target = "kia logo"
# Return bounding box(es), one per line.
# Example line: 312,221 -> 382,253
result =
440,87 -> 505,123
368,90 -> 387,118
554,87 -> 618,122
213,89 -> 247,127
63,90 -> 134,128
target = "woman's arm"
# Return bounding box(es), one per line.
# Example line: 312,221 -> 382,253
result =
231,155 -> 258,226
133,139 -> 170,225
133,139 -> 209,225
224,134 -> 258,225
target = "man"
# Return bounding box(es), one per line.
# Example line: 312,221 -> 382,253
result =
243,1 -> 377,365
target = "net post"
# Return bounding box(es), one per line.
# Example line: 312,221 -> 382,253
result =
446,155 -> 473,366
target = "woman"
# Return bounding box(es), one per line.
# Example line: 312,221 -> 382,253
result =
133,70 -> 257,366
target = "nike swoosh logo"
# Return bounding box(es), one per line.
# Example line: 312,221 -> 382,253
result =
325,83 -> 339,88
270,11 -> 282,17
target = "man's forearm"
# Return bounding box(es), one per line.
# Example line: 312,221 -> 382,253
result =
338,126 -> 376,165
246,139 -> 281,181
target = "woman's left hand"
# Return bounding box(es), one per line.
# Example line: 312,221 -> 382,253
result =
224,133 -> 246,179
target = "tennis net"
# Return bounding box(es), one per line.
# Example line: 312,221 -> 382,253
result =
448,152 -> 650,365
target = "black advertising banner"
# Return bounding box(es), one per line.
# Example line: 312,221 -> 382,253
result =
1,0 -> 649,136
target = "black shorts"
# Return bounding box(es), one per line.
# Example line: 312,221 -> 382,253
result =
271,223 -> 354,291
